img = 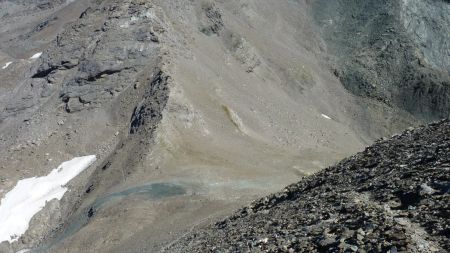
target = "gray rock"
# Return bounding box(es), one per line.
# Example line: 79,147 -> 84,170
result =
0,242 -> 12,253
311,0 -> 450,122
65,98 -> 85,113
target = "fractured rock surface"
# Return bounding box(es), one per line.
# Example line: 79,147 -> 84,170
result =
312,0 -> 450,121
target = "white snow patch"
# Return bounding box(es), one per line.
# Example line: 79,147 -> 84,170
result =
144,11 -> 156,19
0,155 -> 96,243
321,114 -> 332,120
29,52 -> 42,60
16,249 -> 30,253
120,22 -> 129,28
2,61 -> 13,69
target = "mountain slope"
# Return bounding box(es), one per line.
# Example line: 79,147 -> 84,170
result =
167,119 -> 450,252
311,0 -> 450,135
0,0 -> 449,252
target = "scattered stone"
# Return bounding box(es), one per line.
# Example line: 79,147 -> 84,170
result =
167,120 -> 450,252
199,3 -> 223,35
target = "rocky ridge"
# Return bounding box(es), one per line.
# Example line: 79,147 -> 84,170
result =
167,119 -> 450,253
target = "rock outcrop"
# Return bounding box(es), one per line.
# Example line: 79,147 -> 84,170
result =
312,0 -> 450,122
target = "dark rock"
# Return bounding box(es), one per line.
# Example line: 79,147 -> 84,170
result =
130,71 -> 169,135
200,3 -> 223,35
311,0 -> 450,122
87,207 -> 95,218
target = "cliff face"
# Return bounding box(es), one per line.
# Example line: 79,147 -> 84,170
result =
167,120 -> 450,253
400,0 -> 450,72
312,0 -> 450,122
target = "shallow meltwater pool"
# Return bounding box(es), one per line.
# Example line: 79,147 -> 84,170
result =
94,182 -> 187,206
30,183 -> 186,253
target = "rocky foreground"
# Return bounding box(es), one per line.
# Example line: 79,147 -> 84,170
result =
167,120 -> 450,253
